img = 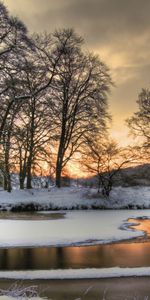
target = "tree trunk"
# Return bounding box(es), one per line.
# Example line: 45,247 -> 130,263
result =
102,180 -> 112,197
7,174 -> 11,193
26,153 -> 32,189
55,96 -> 67,188
26,166 -> 32,189
55,129 -> 65,188
19,176 -> 25,189
3,176 -> 7,191
97,174 -> 101,193
4,139 -> 11,192
55,158 -> 63,188
19,148 -> 27,190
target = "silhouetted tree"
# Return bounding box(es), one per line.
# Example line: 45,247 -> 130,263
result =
52,29 -> 112,187
127,88 -> 150,148
10,32 -> 68,189
0,2 -> 33,141
82,136 -> 138,196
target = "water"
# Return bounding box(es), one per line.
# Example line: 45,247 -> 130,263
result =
1,278 -> 150,300
0,216 -> 149,270
0,213 -> 150,299
0,211 -> 65,220
0,240 -> 150,270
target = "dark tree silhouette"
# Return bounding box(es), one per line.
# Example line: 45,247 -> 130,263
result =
51,29 -> 112,187
82,136 -> 138,196
127,88 -> 150,149
0,2 -> 33,141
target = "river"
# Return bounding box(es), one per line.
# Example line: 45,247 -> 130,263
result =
0,211 -> 149,299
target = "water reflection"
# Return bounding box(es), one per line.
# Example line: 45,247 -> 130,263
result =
0,212 -> 65,220
1,277 -> 150,300
0,218 -> 149,270
0,240 -> 150,270
129,218 -> 150,237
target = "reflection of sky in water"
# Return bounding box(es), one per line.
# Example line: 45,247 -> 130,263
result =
0,218 -> 149,270
1,238 -> 150,270
0,212 -> 149,270
129,218 -> 150,237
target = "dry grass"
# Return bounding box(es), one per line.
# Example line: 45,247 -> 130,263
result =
0,283 -> 39,299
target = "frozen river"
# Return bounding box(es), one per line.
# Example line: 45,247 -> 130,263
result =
0,211 -> 149,276
0,210 -> 149,248
0,210 -> 150,299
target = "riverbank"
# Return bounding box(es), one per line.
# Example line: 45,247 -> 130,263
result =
0,186 -> 150,211
2,267 -> 150,280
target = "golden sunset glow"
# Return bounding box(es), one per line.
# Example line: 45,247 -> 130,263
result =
1,0 -> 150,180
3,0 -> 150,150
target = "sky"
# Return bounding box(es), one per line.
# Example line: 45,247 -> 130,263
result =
3,0 -> 150,146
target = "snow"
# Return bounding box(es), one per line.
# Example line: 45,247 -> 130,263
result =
0,284 -> 42,299
0,186 -> 150,211
0,296 -> 43,300
0,210 -> 149,247
0,186 -> 150,280
1,267 -> 150,280
0,298 -> 42,300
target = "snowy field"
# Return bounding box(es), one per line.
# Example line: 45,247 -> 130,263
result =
0,210 -> 149,248
0,186 -> 150,211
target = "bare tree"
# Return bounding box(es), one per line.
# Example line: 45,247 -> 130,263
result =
11,33 -> 65,189
127,88 -> 150,148
82,136 -> 138,196
0,2 -> 34,141
51,29 -> 112,187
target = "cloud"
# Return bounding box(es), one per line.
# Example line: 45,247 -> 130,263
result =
4,0 -> 150,35
4,0 -> 150,66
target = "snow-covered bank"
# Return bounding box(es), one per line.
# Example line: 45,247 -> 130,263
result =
1,267 -> 150,280
0,186 -> 150,211
0,298 -> 42,300
0,210 -> 149,247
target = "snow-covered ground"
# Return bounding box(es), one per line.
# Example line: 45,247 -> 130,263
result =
0,186 -> 150,211
0,284 -> 42,299
1,267 -> 150,280
0,186 -> 149,247
0,298 -> 42,300
0,210 -> 149,247
0,186 -> 150,280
